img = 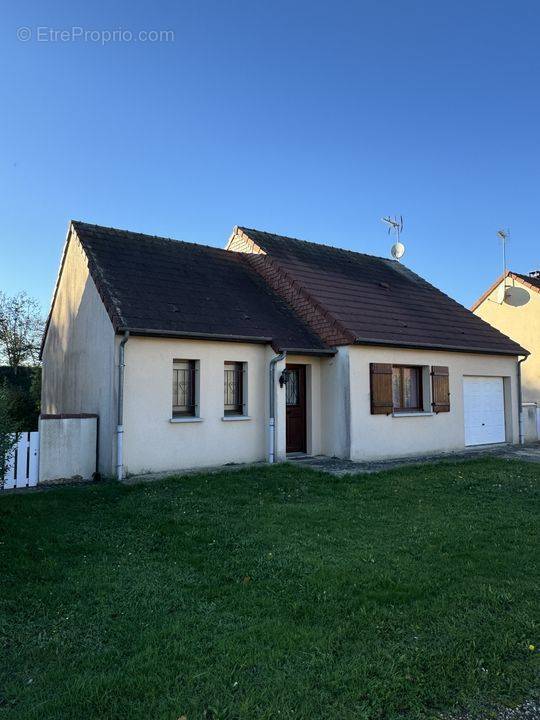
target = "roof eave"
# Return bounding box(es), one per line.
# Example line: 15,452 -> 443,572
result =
117,327 -> 273,344
351,336 -> 528,357
118,328 -> 333,355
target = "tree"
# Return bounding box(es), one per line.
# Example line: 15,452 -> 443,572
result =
0,366 -> 41,431
0,382 -> 16,485
0,291 -> 44,370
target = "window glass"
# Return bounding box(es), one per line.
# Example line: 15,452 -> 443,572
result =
173,360 -> 196,417
392,366 -> 421,411
286,369 -> 299,406
224,362 -> 244,415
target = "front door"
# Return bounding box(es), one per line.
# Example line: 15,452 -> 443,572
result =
286,364 -> 307,453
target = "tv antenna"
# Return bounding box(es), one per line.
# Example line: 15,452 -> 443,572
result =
382,215 -> 405,260
497,228 -> 509,275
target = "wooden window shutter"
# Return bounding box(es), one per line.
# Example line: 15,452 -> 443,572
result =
370,363 -> 393,415
431,366 -> 450,413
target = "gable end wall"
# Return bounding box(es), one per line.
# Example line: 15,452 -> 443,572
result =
474,276 -> 540,402
41,232 -> 117,474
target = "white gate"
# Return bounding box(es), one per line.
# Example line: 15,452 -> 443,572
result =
3,432 -> 39,489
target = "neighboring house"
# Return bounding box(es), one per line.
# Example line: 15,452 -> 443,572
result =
41,221 -> 527,478
472,270 -> 540,404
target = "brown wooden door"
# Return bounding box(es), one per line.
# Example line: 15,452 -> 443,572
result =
286,364 -> 306,453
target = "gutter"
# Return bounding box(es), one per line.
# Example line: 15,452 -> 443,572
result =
517,356 -> 527,445
279,347 -> 336,357
352,337 -> 529,357
268,351 -> 286,463
116,331 -> 130,480
117,327 -> 272,345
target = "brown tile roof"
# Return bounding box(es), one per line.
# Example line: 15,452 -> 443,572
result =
234,227 -> 528,356
510,272 -> 540,292
65,222 -> 329,353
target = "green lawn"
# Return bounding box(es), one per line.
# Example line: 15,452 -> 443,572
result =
1,459 -> 538,720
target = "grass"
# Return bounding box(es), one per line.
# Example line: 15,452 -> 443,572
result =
0,458 -> 538,720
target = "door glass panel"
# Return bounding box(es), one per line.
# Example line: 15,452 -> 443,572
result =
286,370 -> 299,406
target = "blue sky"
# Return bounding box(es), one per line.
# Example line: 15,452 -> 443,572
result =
1,1 -> 539,313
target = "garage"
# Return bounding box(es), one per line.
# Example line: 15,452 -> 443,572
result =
463,376 -> 506,446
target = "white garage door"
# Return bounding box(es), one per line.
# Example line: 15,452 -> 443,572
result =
463,376 -> 506,446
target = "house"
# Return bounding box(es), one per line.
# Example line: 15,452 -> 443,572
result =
472,270 -> 540,438
40,221 -> 528,479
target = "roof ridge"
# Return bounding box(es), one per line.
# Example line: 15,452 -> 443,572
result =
71,220 -> 234,257
238,226 -> 396,263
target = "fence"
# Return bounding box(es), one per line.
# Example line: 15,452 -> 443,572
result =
3,432 -> 39,489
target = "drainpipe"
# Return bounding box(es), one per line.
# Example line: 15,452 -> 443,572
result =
116,331 -> 130,480
517,356 -> 527,445
268,350 -> 286,463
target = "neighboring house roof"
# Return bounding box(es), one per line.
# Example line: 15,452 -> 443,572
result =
471,270 -> 540,312
42,222 -> 330,355
230,227 -> 528,356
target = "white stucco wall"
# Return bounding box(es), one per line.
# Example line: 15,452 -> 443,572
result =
320,347 -> 350,458
348,346 -> 520,461
121,340 -> 519,471
122,337 -> 287,475
41,232 -> 117,475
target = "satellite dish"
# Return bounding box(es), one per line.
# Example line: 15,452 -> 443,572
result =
504,286 -> 530,307
382,215 -> 406,261
391,241 -> 405,259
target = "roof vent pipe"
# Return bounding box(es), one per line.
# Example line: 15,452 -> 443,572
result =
268,351 -> 286,463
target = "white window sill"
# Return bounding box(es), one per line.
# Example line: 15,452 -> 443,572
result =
169,417 -> 203,423
221,415 -> 251,422
393,411 -> 434,418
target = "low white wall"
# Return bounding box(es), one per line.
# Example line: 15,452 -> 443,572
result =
39,415 -> 98,482
348,346 -> 519,461
522,403 -> 539,443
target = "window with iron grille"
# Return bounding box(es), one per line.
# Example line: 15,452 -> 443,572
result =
224,362 -> 244,415
172,359 -> 197,417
